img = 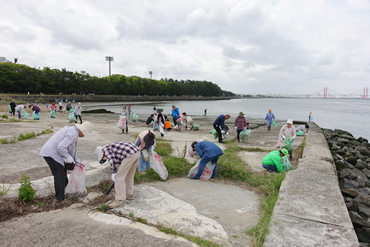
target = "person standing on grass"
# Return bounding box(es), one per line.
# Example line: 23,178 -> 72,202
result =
213,114 -> 230,143
234,112 -> 249,143
73,102 -> 82,124
94,142 -> 140,208
190,141 -> 223,181
10,100 -> 16,116
39,123 -> 90,202
262,148 -> 288,173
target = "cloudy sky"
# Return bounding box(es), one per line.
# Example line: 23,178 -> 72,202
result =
1,0 -> 370,95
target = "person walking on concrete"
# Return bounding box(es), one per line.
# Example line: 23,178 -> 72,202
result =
265,109 -> 275,131
135,130 -> 156,173
73,102 -> 82,124
190,141 -> 223,181
171,105 -> 180,125
39,122 -> 91,201
296,124 -> 309,134
279,119 -> 296,161
213,114 -> 230,143
120,105 -> 129,134
204,109 -> 207,117
66,101 -> 72,112
58,101 -> 63,112
309,111 -> 312,122
10,100 -> 16,116
262,148 -> 288,173
15,105 -> 26,119
94,142 -> 140,208
234,112 -> 249,143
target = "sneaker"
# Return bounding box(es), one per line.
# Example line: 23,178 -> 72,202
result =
289,156 -> 293,161
219,141 -> 224,143
108,200 -> 125,208
191,177 -> 200,181
126,194 -> 134,200
211,178 -> 216,181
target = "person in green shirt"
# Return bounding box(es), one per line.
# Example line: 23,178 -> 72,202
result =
262,148 -> 289,173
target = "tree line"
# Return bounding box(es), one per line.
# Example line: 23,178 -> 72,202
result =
0,62 -> 235,97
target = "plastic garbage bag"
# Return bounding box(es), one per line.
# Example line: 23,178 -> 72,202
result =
275,139 -> 283,148
186,159 -> 215,180
69,108 -> 74,113
23,110 -> 29,119
247,129 -> 251,134
65,162 -> 87,198
131,113 -> 139,122
209,128 -> 225,139
281,156 -> 293,171
68,112 -> 77,123
151,151 -> 168,180
311,116 -> 314,121
32,111 -> 40,120
8,105 -> 12,113
116,116 -> 126,129
193,125 -> 199,131
159,122 -> 165,135
281,137 -> 294,152
50,110 -> 56,118
272,119 -> 277,127
240,129 -> 250,142
296,130 -> 304,136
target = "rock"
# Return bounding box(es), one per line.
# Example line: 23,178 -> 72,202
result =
348,140 -> 362,147
363,169 -> 370,179
359,188 -> 370,195
349,201 -> 359,212
339,168 -> 352,179
358,137 -> 369,143
337,141 -> 347,147
346,197 -> 353,202
340,178 -> 358,190
359,147 -> 370,157
347,157 -> 358,166
331,144 -> 341,150
341,188 -> 359,197
356,227 -> 370,243
337,138 -> 350,143
349,211 -> 370,228
358,176 -> 368,188
355,193 -> 370,207
340,134 -> 356,140
336,149 -> 346,156
356,160 -> 367,170
359,242 -> 370,247
346,201 -> 353,209
359,206 -> 370,219
334,129 -> 354,137
335,160 -> 354,170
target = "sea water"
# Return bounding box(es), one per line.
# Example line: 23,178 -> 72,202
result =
84,98 -> 370,140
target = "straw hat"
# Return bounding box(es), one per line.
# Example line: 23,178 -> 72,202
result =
76,121 -> 93,136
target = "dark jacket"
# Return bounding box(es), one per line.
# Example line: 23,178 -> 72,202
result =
146,117 -> 153,125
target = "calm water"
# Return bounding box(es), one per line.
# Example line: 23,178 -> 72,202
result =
84,98 -> 370,140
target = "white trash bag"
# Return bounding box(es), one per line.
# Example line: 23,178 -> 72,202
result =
65,162 -> 87,198
116,116 -> 127,129
187,159 -> 215,180
151,150 -> 168,181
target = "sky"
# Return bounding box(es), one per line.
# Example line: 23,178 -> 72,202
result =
1,0 -> 370,95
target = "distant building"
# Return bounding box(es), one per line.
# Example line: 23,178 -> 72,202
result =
0,57 -> 12,63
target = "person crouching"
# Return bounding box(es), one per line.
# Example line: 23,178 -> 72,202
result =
95,142 -> 140,208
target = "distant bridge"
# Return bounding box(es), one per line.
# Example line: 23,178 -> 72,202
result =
306,87 -> 369,99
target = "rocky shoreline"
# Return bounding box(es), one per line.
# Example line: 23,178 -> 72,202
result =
324,128 -> 370,244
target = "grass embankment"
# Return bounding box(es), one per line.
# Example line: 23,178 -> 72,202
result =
0,128 -> 53,144
135,139 -> 285,247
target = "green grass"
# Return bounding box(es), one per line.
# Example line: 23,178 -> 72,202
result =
300,138 -> 307,158
0,136 -> 17,144
97,204 -> 110,213
0,119 -> 23,123
36,128 -> 53,136
18,132 -> 36,141
1,114 -> 8,119
154,140 -> 172,156
0,184 -> 10,198
0,129 -> 53,144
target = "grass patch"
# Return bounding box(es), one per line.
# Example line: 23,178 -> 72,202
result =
300,138 -> 307,158
0,136 -> 17,144
155,140 -> 172,156
97,204 -> 110,213
0,119 -> 23,123
36,128 -> 53,136
0,184 -> 10,198
18,132 -> 36,141
1,114 -> 8,119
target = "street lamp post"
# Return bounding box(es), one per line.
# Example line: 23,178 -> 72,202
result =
149,71 -> 152,79
105,56 -> 114,76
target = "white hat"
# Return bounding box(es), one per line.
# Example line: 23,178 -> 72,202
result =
76,121 -> 93,135
287,119 -> 293,124
94,146 -> 107,164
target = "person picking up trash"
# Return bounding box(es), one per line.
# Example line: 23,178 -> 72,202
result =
94,142 -> 140,209
279,119 -> 296,161
135,130 -> 156,173
296,124 -> 309,135
190,141 -> 223,181
213,114 -> 230,143
262,148 -> 289,173
234,112 -> 249,143
39,122 -> 92,202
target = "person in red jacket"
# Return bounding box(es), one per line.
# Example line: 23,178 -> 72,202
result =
234,112 -> 249,143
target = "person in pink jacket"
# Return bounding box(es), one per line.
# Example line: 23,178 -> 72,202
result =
234,112 -> 249,143
176,112 -> 186,132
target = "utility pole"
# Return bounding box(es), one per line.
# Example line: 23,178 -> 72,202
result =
105,56 -> 114,76
149,71 -> 152,79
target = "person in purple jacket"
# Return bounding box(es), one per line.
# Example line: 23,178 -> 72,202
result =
234,112 -> 249,143
30,104 -> 41,119
213,114 -> 230,143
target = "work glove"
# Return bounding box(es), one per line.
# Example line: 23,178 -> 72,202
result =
66,155 -> 75,164
244,127 -> 247,130
111,173 -> 116,182
282,135 -> 286,140
235,126 -> 237,130
226,132 -> 229,135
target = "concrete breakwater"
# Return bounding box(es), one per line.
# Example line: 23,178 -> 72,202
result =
6,95 -> 233,102
324,128 -> 370,244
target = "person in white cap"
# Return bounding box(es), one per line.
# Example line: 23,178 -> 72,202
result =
73,102 -> 82,124
39,123 -> 89,201
279,119 -> 296,161
94,142 -> 140,208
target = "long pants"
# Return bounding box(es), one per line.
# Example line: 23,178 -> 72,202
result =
76,115 -> 82,124
17,110 -> 21,119
213,123 -> 222,143
195,154 -> 220,179
262,163 -> 277,172
176,120 -> 183,131
236,129 -> 243,141
44,157 -> 68,201
115,152 -> 140,201
172,117 -> 177,126
11,107 -> 15,115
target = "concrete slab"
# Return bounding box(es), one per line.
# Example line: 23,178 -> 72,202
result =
149,178 -> 260,245
237,151 -> 269,173
303,127 -> 333,162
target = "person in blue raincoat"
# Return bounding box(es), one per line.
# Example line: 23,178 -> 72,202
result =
265,109 -> 275,131
190,141 -> 223,181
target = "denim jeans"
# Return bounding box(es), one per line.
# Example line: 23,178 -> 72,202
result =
262,163 -> 277,172
17,110 -> 21,119
152,119 -> 159,131
195,155 -> 220,179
